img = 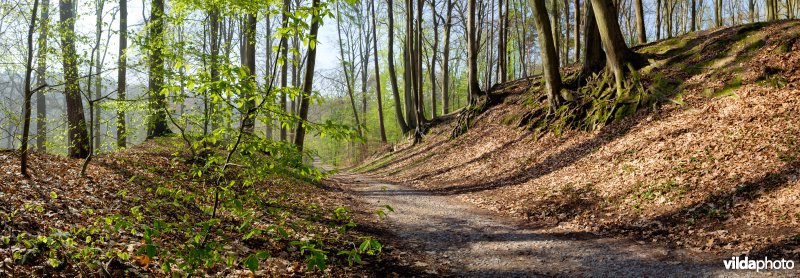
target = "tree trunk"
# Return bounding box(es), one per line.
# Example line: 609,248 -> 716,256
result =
656,0 -> 661,40
691,0 -> 696,31
442,0 -> 452,114
264,14 -> 273,139
413,0 -> 425,138
590,0 -> 644,95
36,0 -> 49,152
529,0 -> 564,108
635,0 -> 646,44
467,0 -> 481,101
371,0 -> 387,143
580,0 -> 606,77
280,0 -> 290,141
574,0 -> 581,64
430,0 -> 438,119
485,0 -> 495,91
205,6 -> 220,137
147,0 -> 170,138
293,0 -> 320,152
20,0 -> 40,177
497,0 -> 505,82
117,0 -> 127,148
564,0 -> 571,65
551,0 -> 562,68
93,0 -> 104,152
336,2 -> 362,137
387,0 -> 409,133
359,9 -> 369,131
403,44 -> 417,129
242,13 -> 257,134
60,0 -> 89,158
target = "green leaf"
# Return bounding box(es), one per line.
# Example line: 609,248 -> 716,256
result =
49,191 -> 58,199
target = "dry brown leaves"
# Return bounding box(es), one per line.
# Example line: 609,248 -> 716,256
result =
363,21 -> 800,260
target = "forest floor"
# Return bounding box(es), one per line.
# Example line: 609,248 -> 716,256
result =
349,20 -> 800,276
0,139 -> 437,277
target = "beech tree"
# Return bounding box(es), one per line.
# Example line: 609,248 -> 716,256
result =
590,0 -> 645,95
467,0 -> 481,102
370,0 -> 387,143
529,0 -> 563,108
117,0 -> 127,148
293,0 -> 322,152
59,0 -> 90,158
20,0 -> 40,177
147,0 -> 170,138
387,0 -> 410,133
35,0 -> 49,152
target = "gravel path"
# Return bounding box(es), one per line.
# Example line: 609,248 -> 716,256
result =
330,173 -> 795,277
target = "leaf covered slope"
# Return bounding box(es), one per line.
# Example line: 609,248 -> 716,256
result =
358,21 -> 800,258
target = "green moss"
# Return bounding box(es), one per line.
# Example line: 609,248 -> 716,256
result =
776,35 -> 798,54
742,39 -> 766,53
501,114 -> 520,126
737,22 -> 767,35
711,77 -> 743,98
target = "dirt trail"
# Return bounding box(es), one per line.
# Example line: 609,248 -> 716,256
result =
328,172 -> 792,277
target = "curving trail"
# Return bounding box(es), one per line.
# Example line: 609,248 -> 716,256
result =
327,172 -> 792,277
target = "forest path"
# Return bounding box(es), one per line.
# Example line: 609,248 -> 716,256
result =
325,172 -> 773,277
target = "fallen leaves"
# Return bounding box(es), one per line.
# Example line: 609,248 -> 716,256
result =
362,21 -> 800,259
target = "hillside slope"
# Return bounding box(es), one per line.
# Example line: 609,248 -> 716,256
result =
0,139 -> 431,276
356,21 -> 800,258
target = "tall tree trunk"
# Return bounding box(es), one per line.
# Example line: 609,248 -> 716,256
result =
715,0 -> 722,26
371,0 -> 387,143
564,0 -> 571,64
336,2 -> 362,137
147,0 -> 170,138
20,0 -> 40,177
478,0 -> 495,92
467,0 -> 481,101
666,0 -> 673,38
656,0 -> 661,40
280,0 -> 290,141
205,6 -> 220,137
414,0 -> 425,134
293,0 -> 321,152
93,0 -> 104,152
264,14 -> 273,139
551,0 -> 562,68
691,0 -> 697,31
430,0 -> 438,119
403,44 -> 417,129
590,0 -> 644,95
60,0 -> 89,158
36,0 -> 49,152
359,9 -> 369,131
635,0 -> 646,44
291,27 -> 300,140
442,0 -> 452,114
498,0 -> 509,82
580,0 -> 605,77
117,0 -> 127,148
529,0 -> 564,108
242,13 -> 257,134
387,0 -> 409,133
574,0 -> 581,64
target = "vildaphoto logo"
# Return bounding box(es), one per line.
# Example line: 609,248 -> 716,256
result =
723,256 -> 795,272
